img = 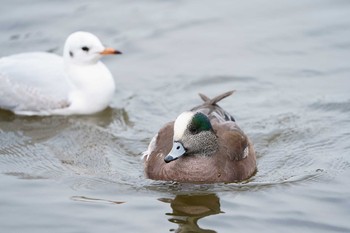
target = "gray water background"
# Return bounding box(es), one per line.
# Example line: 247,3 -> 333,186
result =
0,0 -> 350,232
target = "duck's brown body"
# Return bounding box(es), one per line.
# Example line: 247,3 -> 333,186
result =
143,91 -> 257,183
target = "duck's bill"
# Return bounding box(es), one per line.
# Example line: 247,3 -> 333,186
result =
164,141 -> 186,163
100,48 -> 122,55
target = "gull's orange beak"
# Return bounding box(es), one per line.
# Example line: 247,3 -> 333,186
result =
100,48 -> 122,55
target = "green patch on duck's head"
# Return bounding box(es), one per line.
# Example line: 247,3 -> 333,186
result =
188,112 -> 212,134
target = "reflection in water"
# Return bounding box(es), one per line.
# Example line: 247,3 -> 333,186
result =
0,107 -> 131,143
159,194 -> 222,233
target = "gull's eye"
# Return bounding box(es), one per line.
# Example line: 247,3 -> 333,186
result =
81,46 -> 89,52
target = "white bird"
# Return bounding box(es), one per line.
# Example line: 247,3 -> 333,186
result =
0,31 -> 122,116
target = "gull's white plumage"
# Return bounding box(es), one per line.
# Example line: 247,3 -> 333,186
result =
0,31 -> 121,116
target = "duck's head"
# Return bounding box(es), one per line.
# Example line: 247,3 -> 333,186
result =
63,31 -> 122,65
164,111 -> 218,163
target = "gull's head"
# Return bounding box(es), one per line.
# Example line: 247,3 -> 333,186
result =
63,31 -> 121,65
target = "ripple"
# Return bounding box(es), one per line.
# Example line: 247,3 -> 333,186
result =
309,99 -> 350,113
0,108 -> 144,191
143,169 -> 324,195
71,195 -> 125,205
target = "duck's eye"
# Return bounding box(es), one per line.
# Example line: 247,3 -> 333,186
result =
81,46 -> 89,52
189,125 -> 200,135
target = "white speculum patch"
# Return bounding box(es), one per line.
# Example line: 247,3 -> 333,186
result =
173,111 -> 194,140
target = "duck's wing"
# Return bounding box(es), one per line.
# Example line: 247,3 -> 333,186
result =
143,122 -> 174,179
0,52 -> 71,114
214,121 -> 256,181
191,90 -> 236,122
214,121 -> 251,161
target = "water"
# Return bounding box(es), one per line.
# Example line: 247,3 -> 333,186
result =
1,0 -> 350,232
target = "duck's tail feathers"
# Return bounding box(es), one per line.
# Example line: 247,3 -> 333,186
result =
198,90 -> 235,105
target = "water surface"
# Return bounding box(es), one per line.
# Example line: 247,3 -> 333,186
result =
1,0 -> 350,232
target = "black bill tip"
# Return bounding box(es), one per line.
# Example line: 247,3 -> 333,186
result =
164,155 -> 177,163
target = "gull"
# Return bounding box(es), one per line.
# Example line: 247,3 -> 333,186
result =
0,31 -> 122,116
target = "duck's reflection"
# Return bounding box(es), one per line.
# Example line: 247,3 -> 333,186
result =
159,193 -> 222,233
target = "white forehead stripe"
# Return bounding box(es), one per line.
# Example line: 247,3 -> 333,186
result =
173,111 -> 194,140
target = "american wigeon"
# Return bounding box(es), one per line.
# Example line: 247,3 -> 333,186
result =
143,90 -> 257,183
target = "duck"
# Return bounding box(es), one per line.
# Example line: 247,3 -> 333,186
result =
0,31 -> 122,116
143,90 -> 256,183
